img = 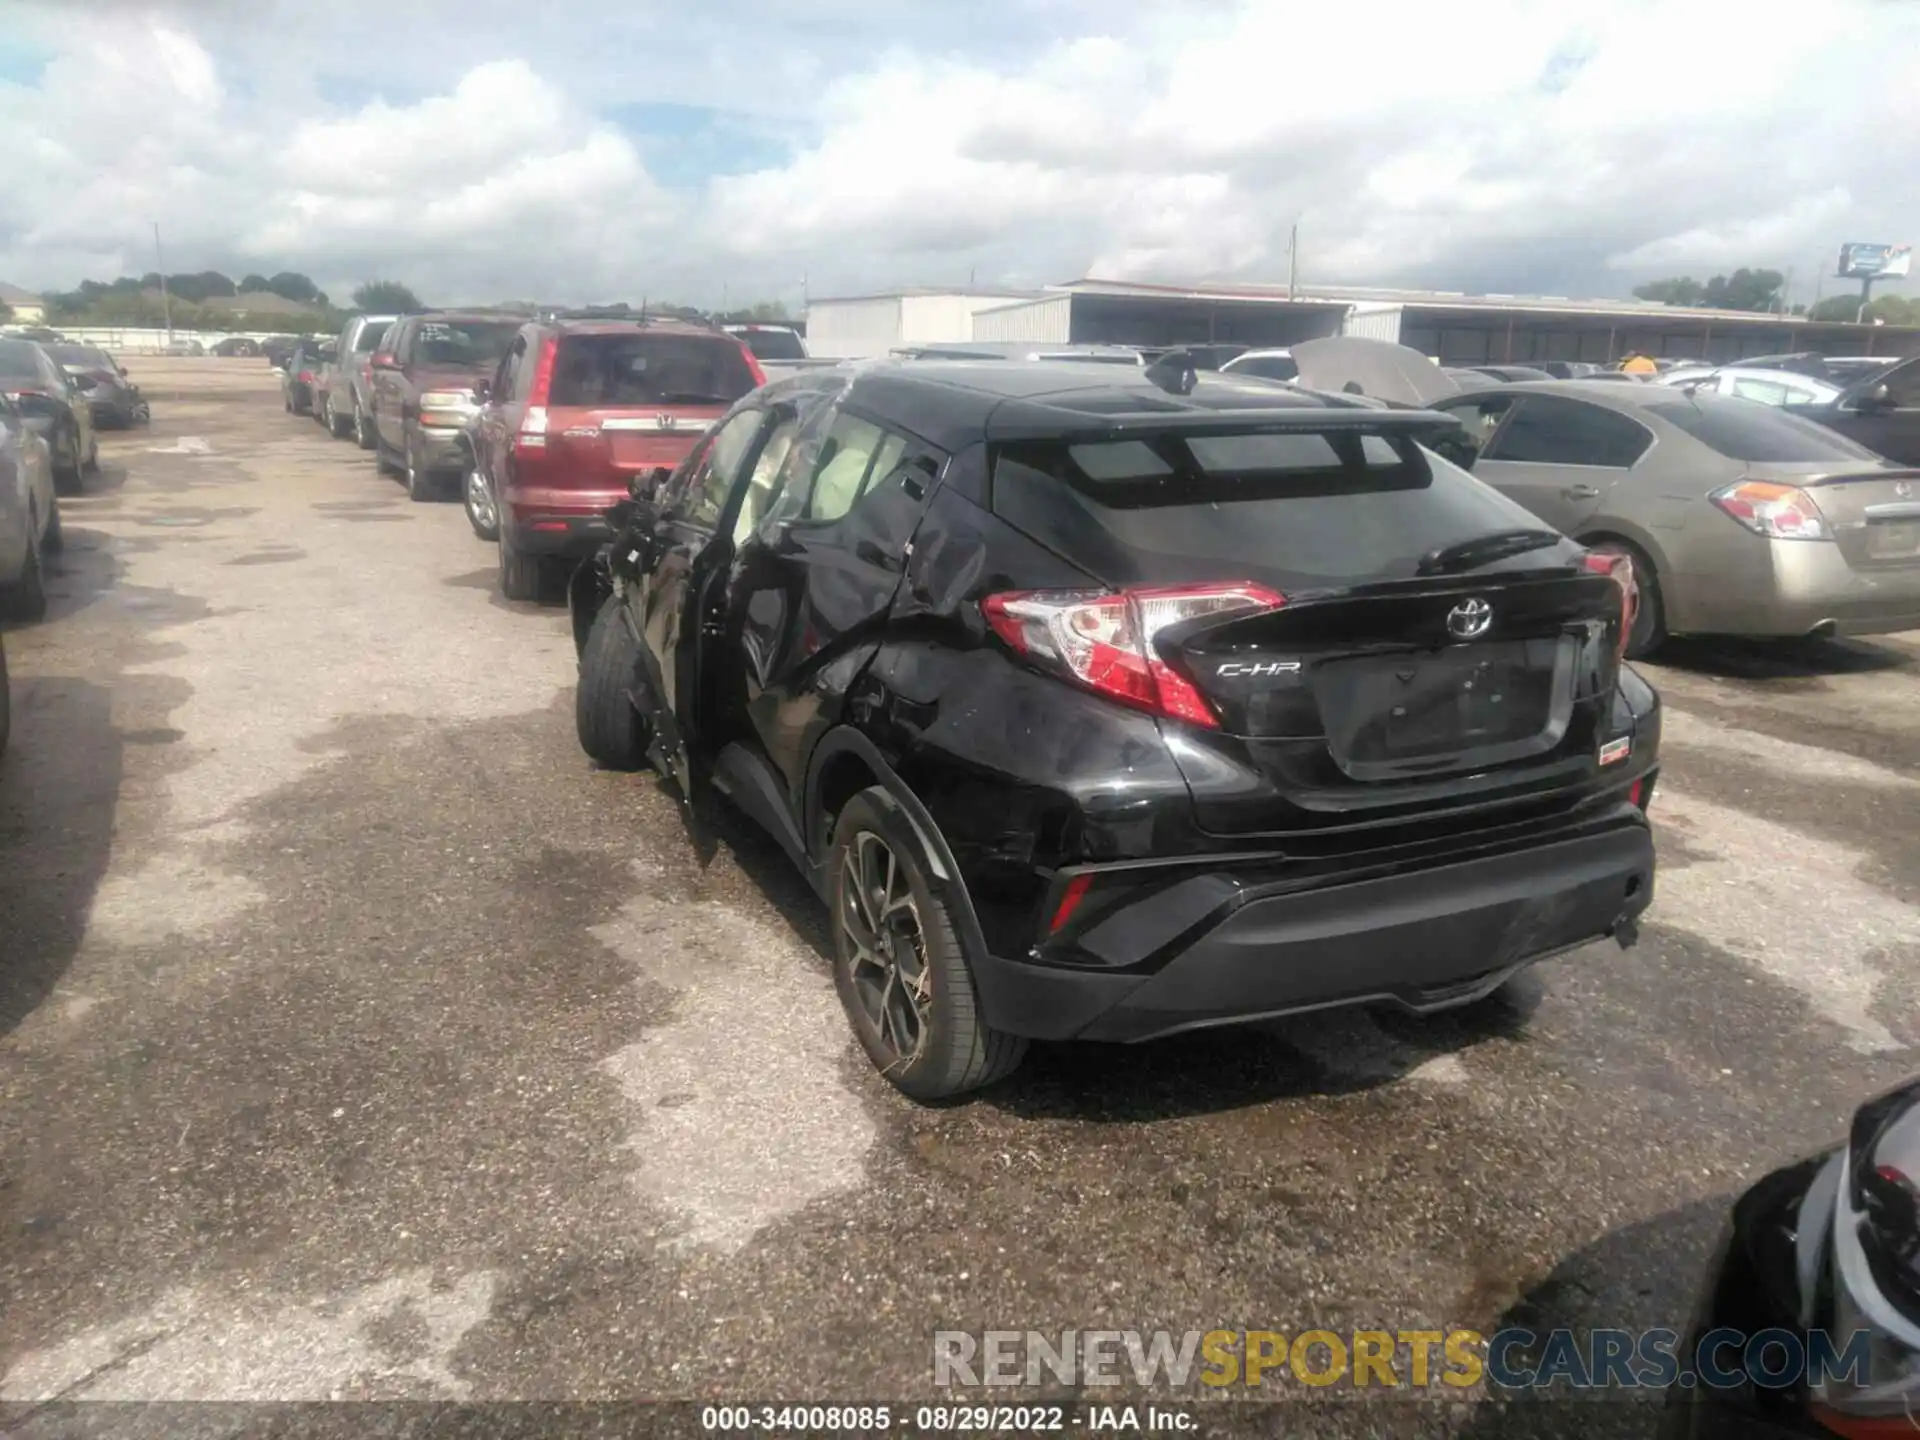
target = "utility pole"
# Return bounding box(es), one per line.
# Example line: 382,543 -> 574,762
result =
1286,221 -> 1299,300
153,221 -> 173,342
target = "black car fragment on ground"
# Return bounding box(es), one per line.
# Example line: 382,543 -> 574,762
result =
568,358 -> 1660,1098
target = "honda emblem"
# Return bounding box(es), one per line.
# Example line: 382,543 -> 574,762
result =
657,413 -> 676,431
1447,598 -> 1493,639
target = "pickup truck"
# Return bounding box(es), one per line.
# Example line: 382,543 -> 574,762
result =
723,323 -> 839,377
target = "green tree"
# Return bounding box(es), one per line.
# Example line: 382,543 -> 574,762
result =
0,298 -> 11,324
1634,277 -> 1704,306
1700,268 -> 1786,312
351,280 -> 423,313
265,272 -> 323,304
239,273 -> 271,293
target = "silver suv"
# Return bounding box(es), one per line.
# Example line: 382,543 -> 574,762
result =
321,314 -> 397,446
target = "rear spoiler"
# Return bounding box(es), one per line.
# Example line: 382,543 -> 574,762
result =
987,407 -> 1473,444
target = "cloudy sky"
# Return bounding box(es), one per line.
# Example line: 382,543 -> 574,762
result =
2,0 -> 1916,311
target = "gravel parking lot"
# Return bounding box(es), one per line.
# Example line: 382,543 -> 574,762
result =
2,359 -> 1919,1434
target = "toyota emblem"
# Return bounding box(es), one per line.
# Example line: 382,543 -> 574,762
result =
1447,598 -> 1493,639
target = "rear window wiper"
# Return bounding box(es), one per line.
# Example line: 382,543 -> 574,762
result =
1416,527 -> 1563,575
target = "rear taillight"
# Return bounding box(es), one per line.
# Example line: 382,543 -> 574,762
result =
981,582 -> 1285,728
527,337 -> 557,406
1048,873 -> 1094,935
1711,481 -> 1831,540
297,370 -> 314,383
1581,551 -> 1637,663
739,342 -> 767,388
516,406 -> 549,452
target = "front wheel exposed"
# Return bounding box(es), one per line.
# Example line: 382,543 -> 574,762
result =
829,788 -> 1026,1100
575,597 -> 648,770
464,462 -> 499,540
1589,538 -> 1666,659
354,403 -> 376,450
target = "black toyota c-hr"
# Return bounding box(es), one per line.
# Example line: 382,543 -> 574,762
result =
569,358 -> 1660,1099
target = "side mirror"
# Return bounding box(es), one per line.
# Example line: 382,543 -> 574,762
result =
370,352 -> 398,371
1857,382 -> 1897,412
471,378 -> 491,403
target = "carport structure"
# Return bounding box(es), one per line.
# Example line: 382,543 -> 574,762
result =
968,278 -> 1920,366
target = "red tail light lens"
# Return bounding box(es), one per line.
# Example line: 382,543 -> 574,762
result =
527,336 -> 558,406
981,582 -> 1285,728
1048,873 -> 1094,934
1711,480 -> 1830,540
297,370 -> 314,383
1582,551 -> 1637,663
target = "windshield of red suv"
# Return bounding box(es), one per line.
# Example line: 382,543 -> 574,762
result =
550,332 -> 758,406
415,320 -> 521,368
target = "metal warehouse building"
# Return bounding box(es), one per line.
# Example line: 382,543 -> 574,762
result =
806,278 -> 1920,364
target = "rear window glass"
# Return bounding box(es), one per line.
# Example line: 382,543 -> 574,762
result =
731,327 -> 806,361
1229,354 -> 1299,381
992,430 -> 1544,587
0,341 -> 45,380
1639,397 -> 1879,463
353,323 -> 389,353
414,321 -> 520,367
551,333 -> 759,407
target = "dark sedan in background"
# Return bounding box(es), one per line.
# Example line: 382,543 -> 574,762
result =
279,337 -> 336,416
47,342 -> 145,427
0,339 -> 97,488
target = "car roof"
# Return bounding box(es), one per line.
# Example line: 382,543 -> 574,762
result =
1447,377 -> 1795,418
545,318 -> 727,338
837,359 -> 1417,451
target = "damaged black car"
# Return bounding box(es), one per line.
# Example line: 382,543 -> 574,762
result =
568,358 -> 1660,1099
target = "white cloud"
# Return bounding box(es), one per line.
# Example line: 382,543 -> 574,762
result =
1,0 -> 1917,309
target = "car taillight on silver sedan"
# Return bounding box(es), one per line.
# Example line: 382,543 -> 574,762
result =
1712,480 -> 1831,540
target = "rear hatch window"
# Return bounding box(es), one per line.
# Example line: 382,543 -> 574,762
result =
551,333 -> 758,408
991,430 -> 1547,589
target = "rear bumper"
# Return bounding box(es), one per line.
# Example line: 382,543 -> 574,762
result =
968,807 -> 1655,1042
502,486 -> 625,558
1671,533 -> 1920,639
411,423 -> 470,473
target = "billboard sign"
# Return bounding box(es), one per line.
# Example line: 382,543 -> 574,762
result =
1837,243 -> 1912,280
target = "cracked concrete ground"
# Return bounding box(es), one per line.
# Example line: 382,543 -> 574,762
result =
2,359 -> 1919,1436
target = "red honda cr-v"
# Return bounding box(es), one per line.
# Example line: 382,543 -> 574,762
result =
472,318 -> 765,599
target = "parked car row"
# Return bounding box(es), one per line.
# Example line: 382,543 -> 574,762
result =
0,333 -> 144,758
290,308 -> 770,600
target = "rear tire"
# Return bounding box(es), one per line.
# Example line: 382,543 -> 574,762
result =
828,787 -> 1026,1100
497,528 -> 543,601
42,497 -> 62,553
354,402 -> 376,450
52,423 -> 82,493
83,434 -> 98,473
0,634 -> 10,763
327,398 -> 350,439
576,597 -> 649,770
1589,538 -> 1666,659
1,518 -> 49,623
